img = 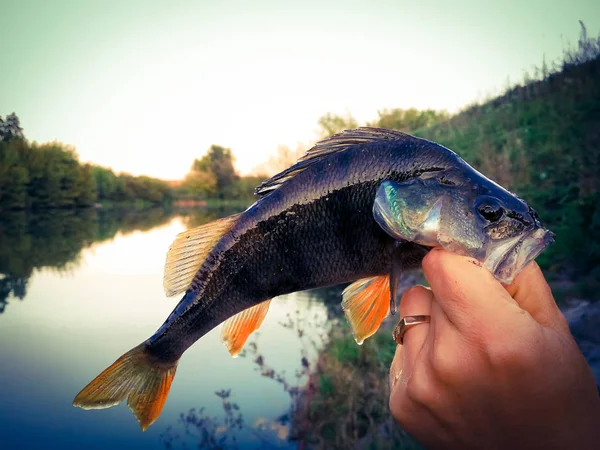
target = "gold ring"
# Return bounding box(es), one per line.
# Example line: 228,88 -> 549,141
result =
393,315 -> 431,345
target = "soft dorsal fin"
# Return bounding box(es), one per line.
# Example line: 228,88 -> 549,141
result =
341,275 -> 391,345
163,214 -> 239,297
221,299 -> 272,357
255,127 -> 415,196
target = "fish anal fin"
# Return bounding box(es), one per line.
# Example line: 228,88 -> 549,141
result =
73,344 -> 178,431
221,300 -> 272,357
342,275 -> 390,345
164,214 -> 240,297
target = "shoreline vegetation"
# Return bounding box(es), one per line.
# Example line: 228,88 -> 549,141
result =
288,26 -> 600,449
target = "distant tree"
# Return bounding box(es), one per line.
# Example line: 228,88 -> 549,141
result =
0,113 -> 25,142
191,145 -> 238,199
92,166 -> 120,201
25,142 -> 83,208
258,143 -> 307,176
228,175 -> 265,201
0,114 -> 179,209
183,170 -> 217,198
72,163 -> 97,207
317,112 -> 358,139
0,138 -> 98,210
0,139 -> 29,209
370,108 -> 449,132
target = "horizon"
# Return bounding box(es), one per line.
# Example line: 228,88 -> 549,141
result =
1,1 -> 599,179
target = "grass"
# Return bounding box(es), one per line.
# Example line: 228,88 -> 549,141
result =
294,320 -> 422,450
413,27 -> 600,301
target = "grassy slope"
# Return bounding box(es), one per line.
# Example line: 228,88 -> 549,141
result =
417,56 -> 600,286
296,321 -> 420,450
297,54 -> 600,450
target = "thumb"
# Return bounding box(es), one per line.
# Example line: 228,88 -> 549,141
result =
422,248 -> 513,330
504,262 -> 568,330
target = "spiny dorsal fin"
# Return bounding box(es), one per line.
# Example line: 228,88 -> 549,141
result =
221,299 -> 271,357
163,214 -> 240,297
255,127 -> 417,196
342,275 -> 391,345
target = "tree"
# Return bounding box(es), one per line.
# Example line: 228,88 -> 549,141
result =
0,113 -> 25,142
191,145 -> 238,199
317,113 -> 358,139
92,166 -> 120,201
370,108 -> 449,132
183,170 -> 217,198
258,143 -> 307,176
0,140 -> 29,209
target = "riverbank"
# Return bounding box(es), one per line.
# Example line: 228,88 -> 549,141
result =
292,287 -> 600,449
292,318 -> 421,450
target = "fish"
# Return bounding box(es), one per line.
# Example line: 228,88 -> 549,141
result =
372,166 -> 554,284
73,128 -> 553,430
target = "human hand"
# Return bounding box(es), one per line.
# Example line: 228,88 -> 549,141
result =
389,248 -> 600,450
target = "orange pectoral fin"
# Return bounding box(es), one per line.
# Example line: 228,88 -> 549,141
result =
221,300 -> 272,357
341,275 -> 390,344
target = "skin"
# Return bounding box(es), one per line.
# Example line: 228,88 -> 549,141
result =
389,248 -> 600,450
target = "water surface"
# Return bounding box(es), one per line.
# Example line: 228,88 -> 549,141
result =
0,209 -> 337,450
3,208 -> 597,450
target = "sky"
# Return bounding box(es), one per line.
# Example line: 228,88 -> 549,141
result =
1,0 -> 599,179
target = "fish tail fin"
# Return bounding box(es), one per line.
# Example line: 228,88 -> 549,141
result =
72,343 -> 178,431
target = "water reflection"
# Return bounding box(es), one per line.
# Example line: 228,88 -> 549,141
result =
161,288 -> 340,449
0,209 -> 98,312
0,206 -> 336,450
0,207 -> 241,314
1,206 -> 596,450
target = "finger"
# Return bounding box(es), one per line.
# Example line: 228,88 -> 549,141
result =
389,370 -> 450,448
389,344 -> 404,393
397,285 -> 433,376
504,261 -> 566,329
422,248 -> 515,330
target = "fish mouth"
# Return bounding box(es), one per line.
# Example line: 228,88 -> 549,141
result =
484,228 -> 554,285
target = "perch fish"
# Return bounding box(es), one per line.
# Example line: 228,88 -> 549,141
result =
73,128 -> 553,429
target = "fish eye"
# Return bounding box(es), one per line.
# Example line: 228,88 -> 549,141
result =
477,199 -> 505,222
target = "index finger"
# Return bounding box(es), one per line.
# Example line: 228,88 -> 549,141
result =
422,248 -> 516,329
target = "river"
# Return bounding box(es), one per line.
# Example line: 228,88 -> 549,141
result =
0,208 -> 341,450
1,208 -> 598,450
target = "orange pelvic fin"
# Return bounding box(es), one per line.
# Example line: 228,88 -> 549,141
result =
342,275 -> 391,345
164,213 -> 240,297
221,299 -> 272,357
73,344 -> 178,431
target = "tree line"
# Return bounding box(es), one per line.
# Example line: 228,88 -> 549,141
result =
0,115 -> 262,210
0,123 -> 96,209
177,144 -> 263,202
0,104 -> 451,212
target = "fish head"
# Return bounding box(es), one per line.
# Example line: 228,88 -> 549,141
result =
373,166 -> 554,284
